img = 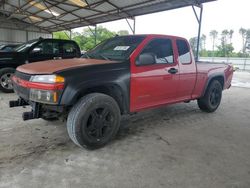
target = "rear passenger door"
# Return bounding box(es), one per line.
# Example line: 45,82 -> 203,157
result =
176,39 -> 197,100
28,40 -> 60,63
62,42 -> 79,59
130,37 -> 180,111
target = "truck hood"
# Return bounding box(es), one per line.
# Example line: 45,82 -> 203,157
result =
16,58 -> 118,75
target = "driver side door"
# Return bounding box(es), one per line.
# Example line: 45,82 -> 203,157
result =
130,37 -> 179,112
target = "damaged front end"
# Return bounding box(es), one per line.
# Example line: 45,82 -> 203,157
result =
10,71 -> 66,121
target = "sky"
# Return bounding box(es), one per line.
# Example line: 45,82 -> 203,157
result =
73,0 -> 250,52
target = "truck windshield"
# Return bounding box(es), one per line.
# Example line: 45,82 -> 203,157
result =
83,36 -> 146,61
14,40 -> 39,52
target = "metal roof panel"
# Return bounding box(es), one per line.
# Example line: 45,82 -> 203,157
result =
0,0 -> 216,32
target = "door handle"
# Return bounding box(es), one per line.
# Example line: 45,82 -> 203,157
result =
168,68 -> 178,74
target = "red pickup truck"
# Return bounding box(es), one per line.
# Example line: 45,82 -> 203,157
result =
10,34 -> 233,149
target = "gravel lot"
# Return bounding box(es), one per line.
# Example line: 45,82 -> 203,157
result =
0,86 -> 250,188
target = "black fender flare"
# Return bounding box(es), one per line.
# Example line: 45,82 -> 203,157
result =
60,79 -> 130,114
201,73 -> 225,97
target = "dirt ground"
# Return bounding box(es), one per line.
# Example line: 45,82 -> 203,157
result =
0,86 -> 250,188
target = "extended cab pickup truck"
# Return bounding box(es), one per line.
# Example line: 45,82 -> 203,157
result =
0,38 -> 81,93
10,35 -> 233,149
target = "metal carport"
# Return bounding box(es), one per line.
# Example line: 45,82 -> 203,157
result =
0,0 -> 216,59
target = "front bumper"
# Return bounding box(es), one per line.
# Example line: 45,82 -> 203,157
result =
9,98 -> 65,121
9,98 -> 41,120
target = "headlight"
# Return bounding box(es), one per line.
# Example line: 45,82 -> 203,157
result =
30,89 -> 63,104
30,75 -> 65,83
28,75 -> 65,104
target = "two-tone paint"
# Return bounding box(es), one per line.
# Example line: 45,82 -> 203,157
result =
12,34 -> 234,119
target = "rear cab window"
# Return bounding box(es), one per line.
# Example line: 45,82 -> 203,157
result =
176,39 -> 191,64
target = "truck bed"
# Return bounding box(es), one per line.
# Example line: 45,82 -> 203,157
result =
195,61 -> 233,90
196,61 -> 230,73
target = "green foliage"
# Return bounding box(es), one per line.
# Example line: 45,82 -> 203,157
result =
53,26 -> 129,51
239,27 -> 250,54
189,34 -> 206,57
216,43 -> 234,57
190,29 -> 243,58
189,37 -> 197,55
53,31 -> 70,39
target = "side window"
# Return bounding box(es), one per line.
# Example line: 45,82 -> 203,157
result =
176,39 -> 191,64
63,42 -> 77,55
31,41 -> 59,55
139,38 -> 174,65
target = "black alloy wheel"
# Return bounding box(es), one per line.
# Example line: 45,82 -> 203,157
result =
198,80 -> 222,113
67,93 -> 121,149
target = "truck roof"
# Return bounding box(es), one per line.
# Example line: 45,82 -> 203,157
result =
119,34 -> 187,40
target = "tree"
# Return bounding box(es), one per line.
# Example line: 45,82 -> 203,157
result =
217,29 -> 234,57
246,30 -> 250,51
229,29 -> 234,44
53,31 -> 70,39
189,34 -> 207,57
209,30 -> 218,58
200,34 -> 207,56
239,27 -> 247,53
53,26 -> 120,51
189,37 -> 198,55
76,26 -> 116,50
201,34 -> 206,50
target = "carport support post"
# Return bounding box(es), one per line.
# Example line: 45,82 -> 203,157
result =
125,17 -> 136,34
192,4 -> 203,62
95,25 -> 97,45
87,25 -> 97,46
26,30 -> 28,42
133,17 -> 136,34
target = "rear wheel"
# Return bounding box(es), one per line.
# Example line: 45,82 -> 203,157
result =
198,80 -> 222,113
67,93 -> 121,149
0,68 -> 15,93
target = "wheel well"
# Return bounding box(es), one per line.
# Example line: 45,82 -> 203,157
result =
77,85 -> 127,114
202,76 -> 224,97
210,76 -> 224,89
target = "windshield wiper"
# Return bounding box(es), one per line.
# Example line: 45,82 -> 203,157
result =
99,54 -> 110,60
83,53 -> 91,59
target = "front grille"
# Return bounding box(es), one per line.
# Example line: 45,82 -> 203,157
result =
13,71 -> 31,100
13,84 -> 29,100
15,71 -> 32,81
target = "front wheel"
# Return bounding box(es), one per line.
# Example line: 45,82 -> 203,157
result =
0,68 -> 15,93
67,93 -> 121,149
198,80 -> 222,113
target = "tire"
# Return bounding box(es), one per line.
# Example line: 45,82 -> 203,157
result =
0,68 -> 15,93
198,80 -> 223,113
67,93 -> 121,149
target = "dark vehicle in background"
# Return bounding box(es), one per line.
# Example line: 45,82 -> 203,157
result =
0,38 -> 81,93
0,44 -> 19,52
10,34 -> 234,149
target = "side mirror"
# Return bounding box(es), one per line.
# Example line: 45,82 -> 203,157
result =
31,47 -> 42,54
136,53 -> 156,66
